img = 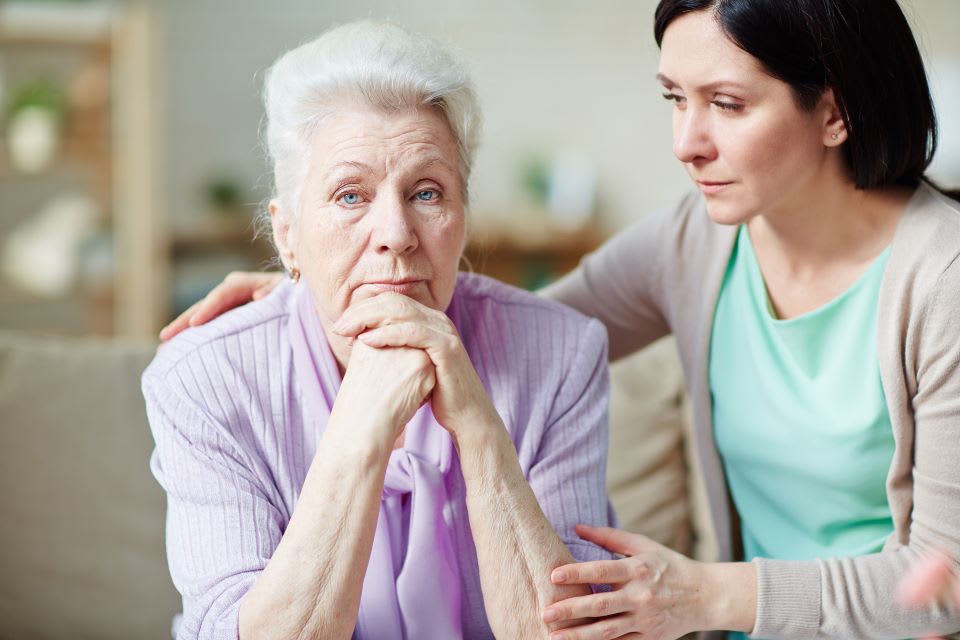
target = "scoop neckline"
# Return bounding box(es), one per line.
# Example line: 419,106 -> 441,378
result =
738,224 -> 892,325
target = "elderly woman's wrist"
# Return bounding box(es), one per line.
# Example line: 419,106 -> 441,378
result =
451,416 -> 510,458
324,411 -> 398,459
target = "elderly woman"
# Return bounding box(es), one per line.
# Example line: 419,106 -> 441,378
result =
144,21 -> 614,640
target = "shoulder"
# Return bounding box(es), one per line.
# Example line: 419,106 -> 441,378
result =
885,183 -> 960,315
891,183 -> 960,267
574,189 -> 735,295
451,273 -> 608,400
451,274 -> 609,448
605,189 -> 728,250
142,279 -> 297,415
452,272 -> 607,351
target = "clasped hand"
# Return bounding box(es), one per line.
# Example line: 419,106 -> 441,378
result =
333,292 -> 501,441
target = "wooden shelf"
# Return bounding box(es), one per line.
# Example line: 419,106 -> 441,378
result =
0,3 -> 113,48
464,226 -> 604,290
0,5 -> 159,338
0,33 -> 110,49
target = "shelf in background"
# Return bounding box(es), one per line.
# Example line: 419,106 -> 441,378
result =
465,225 -> 604,290
0,2 -> 113,47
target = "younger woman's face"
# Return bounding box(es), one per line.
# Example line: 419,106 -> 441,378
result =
658,10 -> 846,224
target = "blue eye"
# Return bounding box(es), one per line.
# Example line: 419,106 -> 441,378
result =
416,190 -> 437,202
340,193 -> 360,205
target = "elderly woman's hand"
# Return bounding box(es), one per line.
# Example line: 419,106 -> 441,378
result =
333,292 -> 502,438
541,525 -> 756,640
333,339 -> 437,447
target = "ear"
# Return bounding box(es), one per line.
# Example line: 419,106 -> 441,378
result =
269,199 -> 298,271
820,88 -> 848,146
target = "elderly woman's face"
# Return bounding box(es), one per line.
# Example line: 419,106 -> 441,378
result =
279,106 -> 466,325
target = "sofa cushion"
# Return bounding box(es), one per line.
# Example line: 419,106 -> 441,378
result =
607,336 -> 716,561
0,332 -> 179,639
607,337 -> 693,554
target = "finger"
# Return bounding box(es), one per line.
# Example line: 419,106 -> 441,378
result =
356,323 -> 454,364
548,613 -> 635,640
897,551 -> 954,608
551,559 -> 634,586
334,293 -> 443,336
159,299 -> 203,341
188,278 -> 259,327
542,591 -> 631,624
334,294 -> 419,335
251,272 -> 284,300
575,525 -> 651,557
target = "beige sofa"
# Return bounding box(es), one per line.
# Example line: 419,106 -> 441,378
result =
0,332 -> 180,639
0,331 -> 708,639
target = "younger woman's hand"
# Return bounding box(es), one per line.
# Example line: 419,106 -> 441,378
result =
898,549 -> 960,640
542,526 -> 719,640
159,271 -> 283,341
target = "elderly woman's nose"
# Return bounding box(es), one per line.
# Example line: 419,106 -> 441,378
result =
370,195 -> 419,255
673,108 -> 717,164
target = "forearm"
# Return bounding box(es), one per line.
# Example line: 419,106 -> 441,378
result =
754,549 -> 960,639
456,425 -> 593,638
239,419 -> 392,640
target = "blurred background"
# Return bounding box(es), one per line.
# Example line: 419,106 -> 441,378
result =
1,0 -> 958,339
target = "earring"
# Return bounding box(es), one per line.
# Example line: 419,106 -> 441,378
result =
831,132 -> 840,141
289,267 -> 300,283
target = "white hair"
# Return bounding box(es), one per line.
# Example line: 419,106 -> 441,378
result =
262,20 -> 482,224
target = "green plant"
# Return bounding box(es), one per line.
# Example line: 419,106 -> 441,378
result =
204,176 -> 244,214
5,78 -> 66,123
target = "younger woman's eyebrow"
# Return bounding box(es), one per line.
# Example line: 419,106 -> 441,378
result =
656,72 -> 748,93
656,72 -> 677,88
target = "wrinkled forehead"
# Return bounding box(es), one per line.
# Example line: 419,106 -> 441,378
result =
307,106 -> 461,183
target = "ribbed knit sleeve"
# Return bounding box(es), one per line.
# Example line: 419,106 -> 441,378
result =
527,317 -> 615,563
143,374 -> 286,640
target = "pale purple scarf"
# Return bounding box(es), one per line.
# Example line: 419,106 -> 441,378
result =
288,282 -> 463,640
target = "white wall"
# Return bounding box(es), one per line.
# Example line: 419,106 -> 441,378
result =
158,0 -> 960,235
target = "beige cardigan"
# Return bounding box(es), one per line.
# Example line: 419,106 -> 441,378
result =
544,183 -> 960,639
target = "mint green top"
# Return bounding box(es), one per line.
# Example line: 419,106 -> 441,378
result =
711,226 -> 895,638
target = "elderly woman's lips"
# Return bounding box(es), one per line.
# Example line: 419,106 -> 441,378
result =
361,280 -> 426,294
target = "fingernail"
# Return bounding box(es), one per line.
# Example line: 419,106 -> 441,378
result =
552,569 -> 567,582
542,608 -> 559,623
